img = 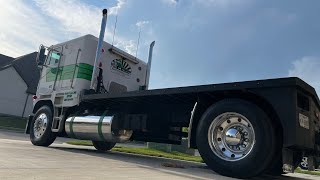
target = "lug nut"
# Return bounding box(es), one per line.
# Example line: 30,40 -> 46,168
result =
217,138 -> 221,141
222,148 -> 226,152
238,118 -> 241,122
227,120 -> 231,123
219,127 -> 223,131
231,154 -> 235,158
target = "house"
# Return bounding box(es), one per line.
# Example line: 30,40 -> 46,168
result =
0,52 -> 40,117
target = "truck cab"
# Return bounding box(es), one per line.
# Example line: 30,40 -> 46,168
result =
26,9 -> 320,179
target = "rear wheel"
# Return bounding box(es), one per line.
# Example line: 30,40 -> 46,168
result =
92,141 -> 116,152
196,99 -> 277,178
30,106 -> 56,146
300,157 -> 308,170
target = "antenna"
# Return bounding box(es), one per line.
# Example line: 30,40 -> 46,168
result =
135,27 -> 141,58
111,14 -> 118,47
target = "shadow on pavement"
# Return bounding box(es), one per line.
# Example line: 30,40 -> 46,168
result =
50,145 -> 312,180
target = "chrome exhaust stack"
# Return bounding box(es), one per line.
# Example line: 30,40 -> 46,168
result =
90,9 -> 108,91
65,116 -> 132,142
144,41 -> 155,90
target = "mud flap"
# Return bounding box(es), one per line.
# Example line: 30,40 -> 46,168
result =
282,148 -> 295,173
25,115 -> 34,134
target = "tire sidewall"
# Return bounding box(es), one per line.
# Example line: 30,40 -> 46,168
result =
92,141 -> 116,151
196,99 -> 276,178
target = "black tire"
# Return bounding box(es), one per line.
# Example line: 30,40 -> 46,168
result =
30,106 -> 57,146
265,132 -> 284,176
92,141 -> 116,152
266,156 -> 285,176
196,99 -> 277,178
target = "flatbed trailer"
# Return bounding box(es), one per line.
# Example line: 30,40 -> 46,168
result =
80,77 -> 320,175
81,77 -> 320,150
25,9 -> 320,179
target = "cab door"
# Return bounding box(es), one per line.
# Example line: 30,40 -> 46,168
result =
37,46 -> 63,95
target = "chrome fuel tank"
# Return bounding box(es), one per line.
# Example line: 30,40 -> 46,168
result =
65,116 -> 132,142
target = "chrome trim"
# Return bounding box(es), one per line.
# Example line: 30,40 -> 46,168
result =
188,102 -> 198,148
65,115 -> 132,142
90,9 -> 108,90
33,113 -> 48,139
208,112 -> 255,162
145,41 -> 156,90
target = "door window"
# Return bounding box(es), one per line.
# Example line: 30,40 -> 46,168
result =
47,52 -> 61,66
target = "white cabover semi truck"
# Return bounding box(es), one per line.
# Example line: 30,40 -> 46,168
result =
26,9 -> 320,178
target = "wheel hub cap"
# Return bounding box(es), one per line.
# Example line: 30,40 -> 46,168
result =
225,128 -> 241,146
33,113 -> 48,139
300,157 -> 308,169
208,112 -> 255,161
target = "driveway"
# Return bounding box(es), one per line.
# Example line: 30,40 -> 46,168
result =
0,130 -> 318,180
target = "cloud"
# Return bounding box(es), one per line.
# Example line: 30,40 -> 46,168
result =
34,0 -> 136,54
162,0 -> 250,8
34,0 -> 101,36
0,0 -> 136,58
195,0 -> 252,8
109,0 -> 126,15
162,0 -> 178,7
0,0 -> 59,57
288,56 -> 320,93
136,20 -> 150,28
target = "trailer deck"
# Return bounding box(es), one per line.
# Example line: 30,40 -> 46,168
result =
82,77 -> 319,107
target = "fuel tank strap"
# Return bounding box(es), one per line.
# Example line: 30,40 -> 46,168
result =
69,112 -> 79,139
98,110 -> 108,141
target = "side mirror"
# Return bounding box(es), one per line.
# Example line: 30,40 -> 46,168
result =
37,46 -> 46,66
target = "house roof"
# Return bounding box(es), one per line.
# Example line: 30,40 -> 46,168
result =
0,54 -> 14,67
0,52 -> 40,94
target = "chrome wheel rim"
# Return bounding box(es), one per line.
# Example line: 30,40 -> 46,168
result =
300,157 -> 308,169
33,113 -> 48,139
208,112 -> 255,161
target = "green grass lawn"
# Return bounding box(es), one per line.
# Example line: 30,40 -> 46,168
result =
66,140 -> 320,176
295,167 -> 320,176
0,115 -> 27,130
66,140 -> 203,163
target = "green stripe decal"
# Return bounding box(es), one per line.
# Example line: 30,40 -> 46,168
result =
69,115 -> 77,139
98,111 -> 108,141
46,63 -> 93,82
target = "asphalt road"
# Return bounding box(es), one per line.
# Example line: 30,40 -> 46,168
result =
0,130 -> 319,180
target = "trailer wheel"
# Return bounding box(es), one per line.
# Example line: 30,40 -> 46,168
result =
299,157 -> 308,170
196,99 -> 276,178
92,141 -> 116,152
30,106 -> 56,146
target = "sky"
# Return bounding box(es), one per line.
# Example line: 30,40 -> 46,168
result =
0,0 -> 319,93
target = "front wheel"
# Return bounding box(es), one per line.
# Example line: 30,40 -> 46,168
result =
92,141 -> 116,152
196,99 -> 277,178
30,106 -> 57,146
